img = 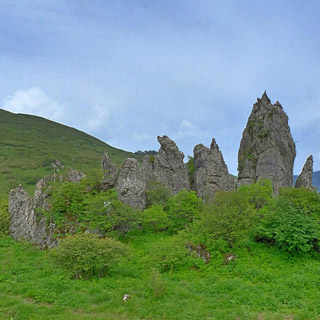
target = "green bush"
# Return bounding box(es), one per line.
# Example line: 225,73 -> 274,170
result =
0,198 -> 9,236
150,268 -> 166,298
83,189 -> 139,235
147,236 -> 196,272
167,189 -> 200,232
145,179 -> 171,207
141,205 -> 169,233
49,233 -> 130,279
196,190 -> 257,247
260,199 -> 320,253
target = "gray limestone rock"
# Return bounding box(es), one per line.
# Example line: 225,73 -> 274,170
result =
66,168 -> 85,183
237,92 -> 296,192
295,155 -> 313,189
101,152 -> 119,191
116,158 -> 147,210
146,136 -> 190,194
9,181 -> 57,248
194,138 -> 235,200
52,159 -> 64,171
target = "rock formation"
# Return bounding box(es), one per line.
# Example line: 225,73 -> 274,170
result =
9,180 -> 56,248
237,92 -> 296,192
194,138 -> 235,200
66,168 -> 86,183
295,155 -> 313,188
143,135 -> 190,194
101,152 -> 118,191
116,158 -> 147,209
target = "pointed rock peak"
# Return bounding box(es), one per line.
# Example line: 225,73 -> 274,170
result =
210,138 -> 220,152
294,155 -> 313,189
257,90 -> 271,105
157,135 -> 173,145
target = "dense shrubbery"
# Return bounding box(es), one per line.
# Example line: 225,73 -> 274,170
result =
49,233 -> 130,279
145,179 -> 171,207
141,205 -> 169,233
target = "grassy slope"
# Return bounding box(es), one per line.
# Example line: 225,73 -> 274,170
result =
0,235 -> 319,320
0,109 -> 141,195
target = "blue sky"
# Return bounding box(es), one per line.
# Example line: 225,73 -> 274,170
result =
0,0 -> 319,174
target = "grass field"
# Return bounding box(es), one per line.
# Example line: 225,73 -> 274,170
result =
0,109 -> 142,195
0,234 -> 319,320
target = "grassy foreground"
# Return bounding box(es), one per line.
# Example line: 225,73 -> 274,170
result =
1,234 -> 319,320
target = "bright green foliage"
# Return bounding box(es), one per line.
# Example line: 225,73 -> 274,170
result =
261,200 -> 320,253
146,236 -> 196,272
238,179 -> 273,210
49,233 -> 130,279
145,179 -> 171,207
47,182 -> 86,235
141,205 -> 169,233
167,189 -> 200,232
150,268 -> 166,298
197,190 -> 257,247
279,187 -> 320,216
83,189 -> 139,235
0,198 -> 9,236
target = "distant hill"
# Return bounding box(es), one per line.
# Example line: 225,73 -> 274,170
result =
293,171 -> 320,192
0,109 -> 142,195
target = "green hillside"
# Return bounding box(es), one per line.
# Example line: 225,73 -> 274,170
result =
0,109 -> 140,195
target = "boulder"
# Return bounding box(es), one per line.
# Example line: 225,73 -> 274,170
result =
66,168 -> 85,183
116,158 -> 147,209
295,155 -> 313,189
237,92 -> 296,192
194,138 -> 235,200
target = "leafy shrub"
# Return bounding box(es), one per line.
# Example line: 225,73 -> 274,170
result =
49,233 -> 130,279
196,190 -> 257,247
260,199 -> 320,253
145,179 -> 171,207
147,236 -> 196,272
141,205 -> 169,233
238,179 -> 273,210
0,198 -> 9,236
83,189 -> 139,235
167,189 -> 200,232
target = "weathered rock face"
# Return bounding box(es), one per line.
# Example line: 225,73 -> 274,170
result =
237,92 -> 296,192
295,155 -> 313,188
101,152 -> 118,191
66,168 -> 85,183
194,138 -> 235,200
9,180 -> 57,248
144,136 -> 190,194
116,158 -> 147,209
52,159 -> 64,171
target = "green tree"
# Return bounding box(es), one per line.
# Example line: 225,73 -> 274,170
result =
141,205 -> 169,233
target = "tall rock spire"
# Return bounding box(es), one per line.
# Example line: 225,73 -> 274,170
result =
237,92 -> 296,192
295,155 -> 313,189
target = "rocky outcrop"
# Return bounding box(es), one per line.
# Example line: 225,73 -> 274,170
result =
101,152 -> 119,191
237,92 -> 296,192
116,158 -> 147,209
295,155 -> 313,189
66,168 -> 85,183
52,159 -> 64,171
9,180 -> 57,248
194,138 -> 235,200
143,136 -> 189,194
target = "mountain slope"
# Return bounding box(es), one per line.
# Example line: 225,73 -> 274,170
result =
0,109 -> 140,195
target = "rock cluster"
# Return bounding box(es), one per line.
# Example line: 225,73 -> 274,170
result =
193,138 -> 235,200
237,92 -> 296,192
101,152 -> 119,191
295,155 -> 313,189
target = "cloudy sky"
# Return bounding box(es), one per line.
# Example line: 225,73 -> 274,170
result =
0,0 -> 319,174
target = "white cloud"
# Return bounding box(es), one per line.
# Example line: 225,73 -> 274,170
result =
177,120 -> 204,139
3,87 -> 64,121
86,105 -> 110,131
132,131 -> 150,142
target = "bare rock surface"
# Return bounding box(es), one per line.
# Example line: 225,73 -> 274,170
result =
295,155 -> 313,189
101,152 -> 119,191
194,138 -> 235,200
66,168 -> 86,183
237,92 -> 296,192
116,158 -> 147,209
9,179 -> 57,248
144,136 -> 190,194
